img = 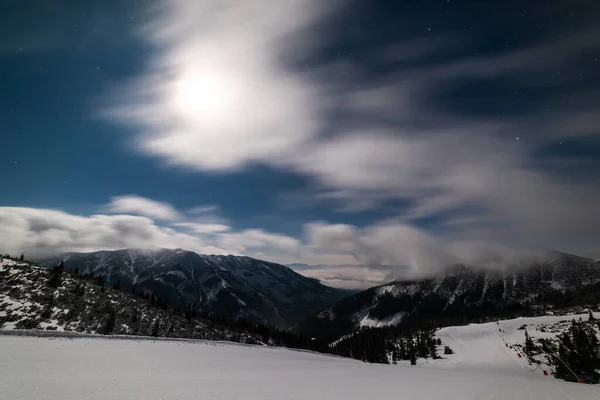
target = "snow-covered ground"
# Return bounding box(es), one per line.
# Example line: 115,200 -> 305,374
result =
432,313 -> 600,377
1,330 -> 599,400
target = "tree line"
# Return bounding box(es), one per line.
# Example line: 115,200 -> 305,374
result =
553,315 -> 600,383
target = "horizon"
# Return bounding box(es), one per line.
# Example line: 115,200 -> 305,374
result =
16,245 -> 598,290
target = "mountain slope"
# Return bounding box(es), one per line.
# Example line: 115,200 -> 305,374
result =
296,252 -> 600,341
38,249 -> 348,327
0,257 -> 258,341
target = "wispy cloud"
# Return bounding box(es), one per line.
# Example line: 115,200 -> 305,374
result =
304,220 -> 547,279
173,222 -> 230,234
0,206 -> 214,258
103,195 -> 183,221
104,0 -> 336,170
0,203 -> 306,263
99,2 -> 600,263
186,205 -> 220,215
289,264 -> 401,290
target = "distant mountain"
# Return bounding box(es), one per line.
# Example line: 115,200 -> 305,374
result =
38,249 -> 348,327
296,252 -> 600,342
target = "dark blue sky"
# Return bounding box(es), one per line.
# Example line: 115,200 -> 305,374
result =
1,0 -> 599,286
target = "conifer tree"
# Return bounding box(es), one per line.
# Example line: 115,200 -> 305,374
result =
410,351 -> 417,365
553,319 -> 600,383
524,329 -> 536,356
151,320 -> 160,337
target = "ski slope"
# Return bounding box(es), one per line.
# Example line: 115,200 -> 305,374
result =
1,331 -> 599,400
432,313 -> 600,377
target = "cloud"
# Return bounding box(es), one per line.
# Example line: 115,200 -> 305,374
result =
217,229 -> 302,255
0,200 -> 583,289
0,205 -> 315,265
305,220 -> 549,279
288,264 -> 403,290
173,222 -> 230,234
98,4 -> 600,267
103,0 -> 335,171
104,195 -> 183,221
186,205 -> 220,215
0,199 -> 306,265
0,207 -> 214,258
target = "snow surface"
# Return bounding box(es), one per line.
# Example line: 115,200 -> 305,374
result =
432,313 -> 600,377
359,311 -> 405,328
1,331 -> 599,400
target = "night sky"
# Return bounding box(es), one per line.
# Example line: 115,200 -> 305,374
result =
1,0 -> 599,288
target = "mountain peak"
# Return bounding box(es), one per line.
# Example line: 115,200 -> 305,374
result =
38,249 -> 347,327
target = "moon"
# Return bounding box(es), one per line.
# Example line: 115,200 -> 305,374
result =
175,73 -> 234,122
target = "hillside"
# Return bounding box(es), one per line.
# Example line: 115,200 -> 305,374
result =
38,249 -> 348,327
433,313 -> 600,383
0,257 -> 262,341
296,252 -> 600,341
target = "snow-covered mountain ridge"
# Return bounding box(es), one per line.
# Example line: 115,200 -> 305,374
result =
296,252 -> 600,341
38,248 -> 348,327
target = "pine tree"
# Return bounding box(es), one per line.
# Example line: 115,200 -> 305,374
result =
151,320 -> 160,337
94,275 -> 104,287
589,310 -> 595,322
19,254 -> 24,261
524,329 -> 536,356
51,261 -> 65,274
47,272 -> 62,288
428,337 -> 438,359
410,350 -> 417,365
553,319 -> 600,383
99,306 -> 116,335
130,308 -> 138,323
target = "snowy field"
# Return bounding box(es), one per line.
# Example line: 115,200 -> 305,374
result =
2,324 -> 600,400
433,313 -> 600,376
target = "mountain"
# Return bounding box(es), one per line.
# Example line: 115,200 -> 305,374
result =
0,257 -> 259,341
296,252 -> 600,342
38,249 -> 348,327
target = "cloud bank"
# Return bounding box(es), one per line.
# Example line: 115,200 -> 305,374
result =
0,195 -> 563,289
